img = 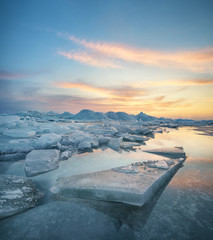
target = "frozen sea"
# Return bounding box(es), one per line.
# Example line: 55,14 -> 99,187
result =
0,126 -> 213,240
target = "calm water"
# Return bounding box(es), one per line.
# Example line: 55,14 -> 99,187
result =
1,127 -> 213,240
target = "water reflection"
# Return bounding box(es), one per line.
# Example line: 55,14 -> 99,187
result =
60,167 -> 181,236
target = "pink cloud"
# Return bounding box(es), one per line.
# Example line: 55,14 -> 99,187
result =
58,33 -> 213,72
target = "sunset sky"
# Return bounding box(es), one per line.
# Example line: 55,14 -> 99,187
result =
0,0 -> 213,119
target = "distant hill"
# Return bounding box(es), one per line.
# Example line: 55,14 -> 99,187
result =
73,109 -> 108,120
59,112 -> 74,119
106,111 -> 136,121
16,109 -> 160,122
136,112 -> 157,121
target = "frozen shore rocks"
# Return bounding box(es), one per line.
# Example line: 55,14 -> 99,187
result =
54,157 -> 186,206
25,149 -> 60,177
0,175 -> 42,219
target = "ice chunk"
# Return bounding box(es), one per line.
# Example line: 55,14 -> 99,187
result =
146,160 -> 169,169
78,141 -> 92,153
120,142 -> 140,149
54,158 -> 185,206
69,130 -> 88,145
144,147 -> 186,158
113,165 -> 140,174
0,116 -> 20,127
3,129 -> 36,138
35,133 -> 61,149
0,152 -> 27,161
122,133 -> 149,142
98,136 -> 111,145
0,175 -> 42,219
60,150 -> 72,161
0,139 -> 34,155
25,149 -> 60,177
49,124 -> 71,134
108,137 -> 122,151
61,136 -> 75,146
111,123 -> 135,134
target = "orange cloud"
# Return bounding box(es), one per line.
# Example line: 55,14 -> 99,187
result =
57,33 -> 213,72
142,79 -> 213,88
55,81 -> 148,100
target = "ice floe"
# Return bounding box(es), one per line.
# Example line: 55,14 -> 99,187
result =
25,149 -> 60,177
3,128 -> 36,138
54,158 -> 185,206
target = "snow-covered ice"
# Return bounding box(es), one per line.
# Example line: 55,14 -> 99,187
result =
0,175 -> 42,219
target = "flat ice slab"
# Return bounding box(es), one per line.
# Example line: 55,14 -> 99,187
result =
3,129 -> 36,138
54,158 -> 185,206
0,175 -> 42,219
143,147 -> 186,158
25,149 -> 60,177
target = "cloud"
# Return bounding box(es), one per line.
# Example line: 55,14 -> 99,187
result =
52,80 -> 193,115
58,51 -> 121,68
54,80 -> 148,100
0,71 -> 30,80
145,78 -> 213,87
0,70 -> 47,80
57,33 -> 213,72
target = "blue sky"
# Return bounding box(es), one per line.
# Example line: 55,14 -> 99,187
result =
0,0 -> 213,119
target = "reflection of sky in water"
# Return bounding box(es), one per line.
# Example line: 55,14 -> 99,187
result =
141,127 -> 213,240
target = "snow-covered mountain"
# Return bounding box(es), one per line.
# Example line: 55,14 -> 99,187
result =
59,112 -> 74,119
136,112 -> 157,121
73,109 -> 108,120
106,111 -> 136,121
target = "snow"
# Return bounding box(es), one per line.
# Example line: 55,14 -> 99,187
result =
1,189 -> 24,200
25,149 -> 60,177
0,175 -> 42,219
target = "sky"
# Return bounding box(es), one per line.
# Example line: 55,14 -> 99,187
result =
0,0 -> 213,119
